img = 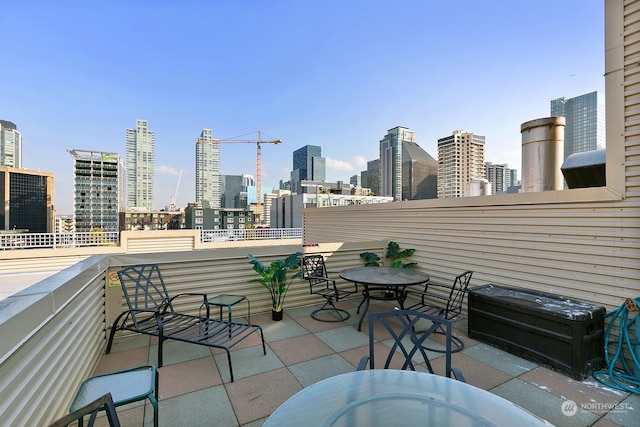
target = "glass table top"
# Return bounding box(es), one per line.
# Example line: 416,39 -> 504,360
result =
263,370 -> 552,427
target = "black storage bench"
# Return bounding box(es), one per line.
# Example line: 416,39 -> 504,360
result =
468,284 -> 606,380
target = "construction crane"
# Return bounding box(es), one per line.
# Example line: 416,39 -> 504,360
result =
168,169 -> 183,211
214,131 -> 281,223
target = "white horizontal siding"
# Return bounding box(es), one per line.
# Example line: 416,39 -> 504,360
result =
0,270 -> 106,426
108,242 -> 386,320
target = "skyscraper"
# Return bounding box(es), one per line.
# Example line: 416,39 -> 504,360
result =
361,159 -> 380,195
402,141 -> 438,200
550,91 -> 605,159
437,130 -> 486,198
126,119 -> 155,210
291,145 -> 326,193
0,166 -> 53,232
485,162 -> 512,194
0,120 -> 22,168
221,174 -> 253,208
195,128 -> 221,208
380,127 -> 411,201
68,149 -> 124,233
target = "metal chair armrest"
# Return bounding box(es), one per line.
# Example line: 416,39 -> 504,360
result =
305,274 -> 334,281
405,288 -> 450,303
170,292 -> 210,317
169,292 -> 208,302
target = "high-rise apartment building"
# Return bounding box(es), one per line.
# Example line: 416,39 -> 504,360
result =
0,120 -> 22,168
437,130 -> 486,198
485,162 -> 512,194
550,91 -> 605,159
361,159 -> 381,195
126,119 -> 155,210
0,166 -> 53,232
195,128 -> 221,208
68,149 -> 124,233
380,126 -> 437,201
291,145 -> 326,194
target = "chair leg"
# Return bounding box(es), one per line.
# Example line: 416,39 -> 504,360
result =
149,385 -> 159,427
157,338 -> 164,368
225,349 -> 234,382
311,298 -> 350,322
154,369 -> 159,424
258,327 -> 266,355
106,326 -> 118,355
105,312 -> 127,354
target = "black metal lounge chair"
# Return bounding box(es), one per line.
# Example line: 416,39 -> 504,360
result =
106,263 -> 266,382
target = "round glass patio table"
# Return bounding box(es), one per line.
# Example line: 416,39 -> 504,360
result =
263,370 -> 551,427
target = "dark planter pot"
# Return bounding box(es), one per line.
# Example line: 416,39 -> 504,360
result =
272,309 -> 283,321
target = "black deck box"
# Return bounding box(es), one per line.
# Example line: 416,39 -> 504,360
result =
468,284 -> 606,380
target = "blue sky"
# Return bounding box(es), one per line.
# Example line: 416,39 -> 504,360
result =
3,1 -> 604,214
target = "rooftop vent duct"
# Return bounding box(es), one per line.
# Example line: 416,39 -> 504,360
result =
561,149 -> 606,189
521,117 -> 565,192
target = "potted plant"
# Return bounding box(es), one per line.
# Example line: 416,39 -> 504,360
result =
360,241 -> 417,269
248,252 -> 303,321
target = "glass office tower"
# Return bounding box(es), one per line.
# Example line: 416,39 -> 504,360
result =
550,91 -> 605,159
380,127 -> 415,201
291,145 -> 326,194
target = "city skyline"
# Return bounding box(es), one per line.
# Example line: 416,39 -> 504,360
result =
2,1 -> 604,214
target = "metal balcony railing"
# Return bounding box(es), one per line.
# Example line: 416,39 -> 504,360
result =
0,228 -> 303,250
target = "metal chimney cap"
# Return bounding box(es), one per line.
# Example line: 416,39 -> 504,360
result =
521,116 -> 566,133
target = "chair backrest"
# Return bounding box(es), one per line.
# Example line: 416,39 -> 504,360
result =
302,254 -> 329,287
49,393 -> 120,427
117,264 -> 173,325
443,271 -> 473,319
364,309 -> 456,378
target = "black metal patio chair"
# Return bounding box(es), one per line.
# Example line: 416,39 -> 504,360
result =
404,270 -> 473,352
357,309 -> 465,381
302,254 -> 358,322
49,393 -> 120,427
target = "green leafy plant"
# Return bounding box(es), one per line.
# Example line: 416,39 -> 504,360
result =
248,252 -> 303,312
360,241 -> 417,269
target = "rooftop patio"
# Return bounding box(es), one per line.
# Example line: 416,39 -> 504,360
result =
99,296 -> 638,427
